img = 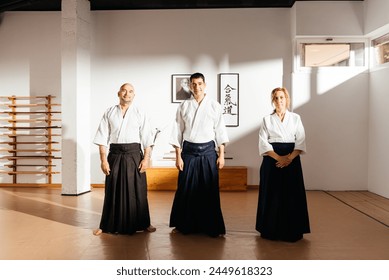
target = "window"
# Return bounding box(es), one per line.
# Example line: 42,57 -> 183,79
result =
371,33 -> 389,66
296,39 -> 367,71
300,42 -> 365,67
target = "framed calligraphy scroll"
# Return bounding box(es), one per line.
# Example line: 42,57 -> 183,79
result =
219,73 -> 239,127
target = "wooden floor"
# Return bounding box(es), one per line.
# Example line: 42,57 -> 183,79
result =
326,191 -> 389,227
0,187 -> 389,260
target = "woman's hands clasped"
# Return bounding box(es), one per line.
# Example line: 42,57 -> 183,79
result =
275,154 -> 292,168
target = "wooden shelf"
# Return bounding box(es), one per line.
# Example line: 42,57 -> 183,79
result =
6,104 -> 60,107
0,149 -> 60,152
0,111 -> 61,114
0,141 -> 59,144
1,126 -> 61,129
2,134 -> 61,137
0,171 -> 60,175
1,126 -> 61,130
4,119 -> 61,123
0,183 -> 61,188
4,164 -> 56,167
0,96 -> 57,100
1,156 -> 61,160
0,95 -> 61,185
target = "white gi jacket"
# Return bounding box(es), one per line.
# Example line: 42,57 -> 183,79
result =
93,104 -> 153,149
170,95 -> 229,148
258,110 -> 306,156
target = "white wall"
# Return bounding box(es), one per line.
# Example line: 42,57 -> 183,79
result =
295,1 -> 364,36
292,1 -> 369,191
0,12 -> 61,96
364,0 -> 389,34
365,0 -> 389,198
292,70 -> 369,190
0,12 -> 61,184
368,68 -> 389,198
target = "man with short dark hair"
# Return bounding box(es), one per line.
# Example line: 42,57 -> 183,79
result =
169,73 -> 229,237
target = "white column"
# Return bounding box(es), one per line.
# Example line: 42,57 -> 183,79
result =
61,0 -> 91,195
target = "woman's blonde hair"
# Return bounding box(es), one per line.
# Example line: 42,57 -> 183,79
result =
271,87 -> 290,113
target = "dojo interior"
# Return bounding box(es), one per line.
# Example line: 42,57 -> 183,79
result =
1,0 -> 389,260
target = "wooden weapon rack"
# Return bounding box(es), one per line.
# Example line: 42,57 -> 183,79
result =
0,95 -> 61,187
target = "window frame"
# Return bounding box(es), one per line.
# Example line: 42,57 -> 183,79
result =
295,37 -> 369,73
370,30 -> 389,71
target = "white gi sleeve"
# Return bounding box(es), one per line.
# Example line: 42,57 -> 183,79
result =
294,114 -> 307,153
169,104 -> 185,148
214,103 -> 229,147
258,117 -> 274,156
93,110 -> 110,147
139,110 -> 154,149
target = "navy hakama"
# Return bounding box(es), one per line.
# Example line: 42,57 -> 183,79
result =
169,141 -> 226,237
256,143 -> 310,242
99,143 -> 151,235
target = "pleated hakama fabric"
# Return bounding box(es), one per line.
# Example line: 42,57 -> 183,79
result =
170,141 -> 225,237
99,143 -> 151,234
256,142 -> 310,242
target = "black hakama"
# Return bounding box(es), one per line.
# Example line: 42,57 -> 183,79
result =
99,143 -> 151,234
170,140 -> 226,237
256,143 -> 310,242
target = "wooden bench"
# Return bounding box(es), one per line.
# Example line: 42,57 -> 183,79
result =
146,166 -> 247,191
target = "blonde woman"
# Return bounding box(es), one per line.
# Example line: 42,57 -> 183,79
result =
256,87 -> 310,242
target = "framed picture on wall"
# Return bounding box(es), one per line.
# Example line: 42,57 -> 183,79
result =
171,74 -> 191,103
219,73 -> 239,127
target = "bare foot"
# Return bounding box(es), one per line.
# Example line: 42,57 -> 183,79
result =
171,228 -> 179,234
93,229 -> 102,236
145,225 -> 156,232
